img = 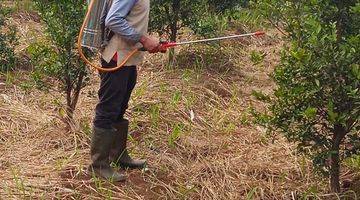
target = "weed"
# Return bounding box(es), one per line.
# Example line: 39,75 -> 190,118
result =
251,90 -> 270,102
345,155 -> 360,170
181,69 -> 194,82
168,123 -> 185,147
175,183 -> 196,199
250,50 -> 266,65
132,79 -> 148,99
159,82 -> 169,93
230,85 -> 240,104
19,80 -> 34,92
80,120 -> 92,136
238,107 -> 253,126
55,152 -> 77,171
92,172 -> 115,199
149,104 -> 161,127
299,186 -> 320,200
224,122 -> 236,133
244,75 -> 256,84
183,94 -> 196,110
11,167 -> 26,198
171,90 -> 182,107
246,187 -> 258,200
3,71 -> 15,85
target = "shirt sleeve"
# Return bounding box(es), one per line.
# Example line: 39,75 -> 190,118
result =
105,0 -> 141,43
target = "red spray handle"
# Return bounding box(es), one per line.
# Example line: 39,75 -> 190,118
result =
138,41 -> 177,51
160,42 -> 177,49
254,31 -> 266,36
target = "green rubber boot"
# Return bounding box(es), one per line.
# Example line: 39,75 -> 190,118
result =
90,126 -> 126,182
110,119 -> 147,169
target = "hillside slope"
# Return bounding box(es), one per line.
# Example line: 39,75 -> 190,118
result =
1,9 -> 358,200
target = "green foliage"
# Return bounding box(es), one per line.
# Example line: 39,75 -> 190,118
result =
227,7 -> 266,30
26,40 -> 58,90
33,0 -> 90,122
0,6 -> 17,72
149,0 -> 259,64
255,0 -> 359,192
208,0 -> 249,13
149,0 -> 204,40
149,0 -> 250,40
189,12 -> 229,38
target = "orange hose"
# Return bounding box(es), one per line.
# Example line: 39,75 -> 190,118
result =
77,0 -> 139,72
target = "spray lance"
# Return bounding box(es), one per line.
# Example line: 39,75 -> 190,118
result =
78,0 -> 266,72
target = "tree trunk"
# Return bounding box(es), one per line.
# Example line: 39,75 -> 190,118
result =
64,73 -> 74,125
168,0 -> 180,66
66,86 -> 74,125
64,70 -> 85,129
330,124 -> 346,193
70,70 -> 85,113
168,25 -> 176,64
330,148 -> 341,193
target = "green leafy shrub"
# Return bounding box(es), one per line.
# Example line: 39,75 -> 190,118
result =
255,0 -> 360,193
0,5 -> 17,72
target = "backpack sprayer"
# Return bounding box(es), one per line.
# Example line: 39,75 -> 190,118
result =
78,0 -> 266,72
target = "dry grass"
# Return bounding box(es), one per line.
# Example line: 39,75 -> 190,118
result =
1,5 -> 359,200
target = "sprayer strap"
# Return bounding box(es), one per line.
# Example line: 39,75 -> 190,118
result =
100,0 -> 115,50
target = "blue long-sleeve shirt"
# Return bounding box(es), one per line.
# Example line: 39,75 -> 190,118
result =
105,0 -> 141,42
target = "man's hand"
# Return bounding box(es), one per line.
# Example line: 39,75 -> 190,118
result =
140,35 -> 167,53
140,35 -> 159,53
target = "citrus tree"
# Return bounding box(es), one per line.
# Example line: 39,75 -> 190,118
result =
149,0 -> 245,63
33,0 -> 90,126
149,0 -> 203,42
149,0 -> 247,39
149,0 -> 205,63
255,0 -> 360,193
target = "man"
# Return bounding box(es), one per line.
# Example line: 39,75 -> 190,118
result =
90,0 -> 166,182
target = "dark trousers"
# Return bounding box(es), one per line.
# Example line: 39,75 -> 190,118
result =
93,59 -> 137,129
